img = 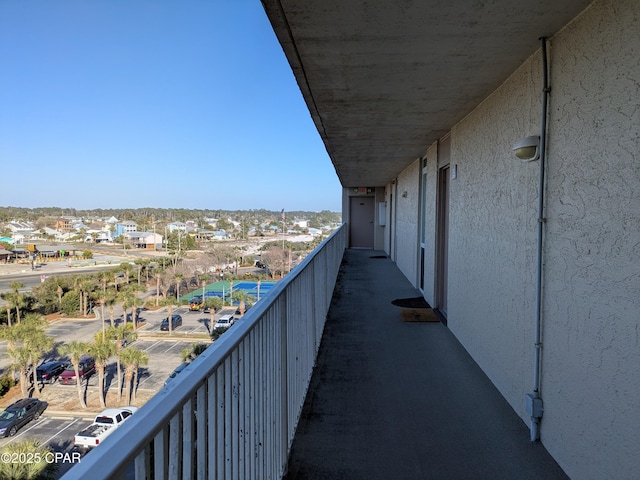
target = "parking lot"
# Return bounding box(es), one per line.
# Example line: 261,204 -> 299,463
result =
0,304 -> 242,478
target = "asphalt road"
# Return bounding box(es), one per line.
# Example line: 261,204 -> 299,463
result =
0,265 -> 113,296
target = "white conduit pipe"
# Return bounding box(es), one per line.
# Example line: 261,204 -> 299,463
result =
529,36 -> 550,442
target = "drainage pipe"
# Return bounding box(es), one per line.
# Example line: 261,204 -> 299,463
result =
529,36 -> 550,442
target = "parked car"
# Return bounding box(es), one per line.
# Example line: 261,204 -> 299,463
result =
161,314 -> 182,331
189,297 -> 204,311
0,398 -> 48,437
59,357 -> 96,385
164,362 -> 190,386
36,360 -> 66,384
213,314 -> 235,330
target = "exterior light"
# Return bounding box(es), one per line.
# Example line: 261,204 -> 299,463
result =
512,135 -> 540,161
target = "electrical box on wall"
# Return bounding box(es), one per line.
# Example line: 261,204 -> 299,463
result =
379,202 -> 387,226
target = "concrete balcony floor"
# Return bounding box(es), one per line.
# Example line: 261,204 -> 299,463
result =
285,249 -> 567,480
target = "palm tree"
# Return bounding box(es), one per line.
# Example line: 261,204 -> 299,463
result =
130,348 -> 149,404
9,347 -> 31,397
159,297 -> 179,335
128,295 -> 144,331
204,297 -> 223,331
155,271 -> 163,306
107,324 -> 137,402
120,262 -> 133,285
173,272 -> 184,301
9,282 -> 26,323
80,276 -> 97,317
57,341 -> 92,408
92,332 -> 116,408
119,283 -> 144,328
0,439 -> 58,479
105,289 -> 118,328
181,343 -> 208,363
118,290 -> 130,325
22,315 -> 54,395
0,292 -> 13,326
56,284 -> 64,307
97,270 -> 111,294
120,347 -> 149,405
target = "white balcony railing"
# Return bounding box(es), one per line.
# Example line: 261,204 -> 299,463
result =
62,225 -> 346,480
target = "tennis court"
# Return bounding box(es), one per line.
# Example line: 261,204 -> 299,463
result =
182,280 -> 277,303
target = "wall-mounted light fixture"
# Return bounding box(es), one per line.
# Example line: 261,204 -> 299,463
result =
512,135 -> 540,161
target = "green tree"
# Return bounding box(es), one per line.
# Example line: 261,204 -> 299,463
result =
9,282 -> 26,324
159,296 -> 179,335
204,297 -> 223,331
60,290 -> 80,316
181,343 -> 208,363
92,332 -> 116,408
107,324 -> 137,402
0,440 -> 57,479
0,292 -> 13,327
22,314 -> 54,395
120,347 -> 149,405
9,346 -> 31,397
57,341 -> 92,408
173,272 -> 184,300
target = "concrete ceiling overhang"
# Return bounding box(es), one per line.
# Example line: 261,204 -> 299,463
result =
261,0 -> 593,187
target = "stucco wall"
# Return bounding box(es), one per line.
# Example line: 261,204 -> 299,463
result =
438,0 -> 640,478
447,48 -> 541,427
539,1 -> 640,478
393,158 -> 420,285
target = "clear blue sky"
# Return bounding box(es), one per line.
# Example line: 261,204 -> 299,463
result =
0,1 -> 342,212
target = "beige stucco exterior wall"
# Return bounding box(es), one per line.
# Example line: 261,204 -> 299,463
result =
429,0 -> 640,478
393,158 -> 420,285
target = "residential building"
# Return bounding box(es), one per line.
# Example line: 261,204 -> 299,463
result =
260,0 -> 639,478
167,221 -> 187,233
114,221 -> 138,237
127,231 -> 163,250
64,1 -> 639,479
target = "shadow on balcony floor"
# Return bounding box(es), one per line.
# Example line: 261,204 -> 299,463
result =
285,248 -> 568,480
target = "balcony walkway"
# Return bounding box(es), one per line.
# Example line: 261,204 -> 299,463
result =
285,249 -> 568,480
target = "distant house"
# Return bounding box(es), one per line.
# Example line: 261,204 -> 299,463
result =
127,232 -> 163,250
7,221 -> 34,234
54,218 -> 72,233
212,230 -> 228,240
167,222 -> 187,233
115,221 -> 138,237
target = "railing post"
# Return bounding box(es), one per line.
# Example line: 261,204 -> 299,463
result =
280,292 -> 289,477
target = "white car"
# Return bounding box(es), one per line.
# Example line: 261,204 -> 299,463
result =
213,314 -> 235,330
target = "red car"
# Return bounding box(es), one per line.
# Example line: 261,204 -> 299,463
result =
59,357 -> 96,385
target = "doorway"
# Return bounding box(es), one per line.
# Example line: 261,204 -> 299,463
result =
349,196 -> 375,248
435,136 -> 450,317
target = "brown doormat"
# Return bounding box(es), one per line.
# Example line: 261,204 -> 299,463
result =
401,308 -> 440,322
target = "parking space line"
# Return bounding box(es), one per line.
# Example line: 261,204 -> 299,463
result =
142,340 -> 163,351
43,418 -> 80,445
164,342 -> 184,353
137,373 -> 154,388
1,418 -> 49,445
